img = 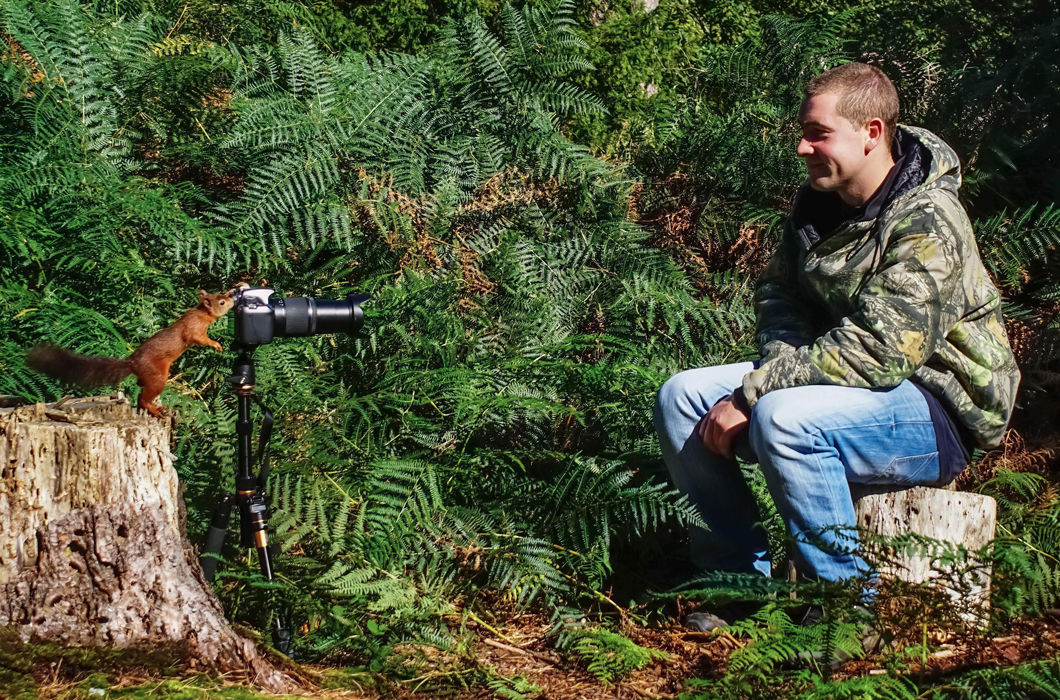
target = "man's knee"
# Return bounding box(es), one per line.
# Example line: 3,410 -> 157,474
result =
653,370 -> 694,431
656,370 -> 695,407
655,363 -> 754,437
748,389 -> 816,456
655,368 -> 726,425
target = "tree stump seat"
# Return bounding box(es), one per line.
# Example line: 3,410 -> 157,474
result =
850,482 -> 996,620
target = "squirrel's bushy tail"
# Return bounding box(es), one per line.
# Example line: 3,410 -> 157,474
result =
27,344 -> 133,387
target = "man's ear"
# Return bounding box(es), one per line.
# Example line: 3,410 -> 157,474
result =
865,118 -> 886,153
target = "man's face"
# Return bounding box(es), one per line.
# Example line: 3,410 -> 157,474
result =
797,91 -> 871,196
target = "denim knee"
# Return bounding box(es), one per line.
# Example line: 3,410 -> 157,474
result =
748,390 -> 812,463
655,364 -> 755,450
654,370 -> 698,432
656,367 -> 739,412
652,376 -> 676,433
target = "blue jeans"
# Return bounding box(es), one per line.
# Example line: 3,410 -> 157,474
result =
653,362 -> 941,582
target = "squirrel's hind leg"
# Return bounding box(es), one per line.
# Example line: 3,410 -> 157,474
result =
139,397 -> 166,419
135,364 -> 169,419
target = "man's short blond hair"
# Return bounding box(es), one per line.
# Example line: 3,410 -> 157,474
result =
806,63 -> 899,141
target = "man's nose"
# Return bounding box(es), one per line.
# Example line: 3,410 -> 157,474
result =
796,138 -> 813,156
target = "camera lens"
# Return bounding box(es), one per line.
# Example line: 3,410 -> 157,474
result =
272,293 -> 366,338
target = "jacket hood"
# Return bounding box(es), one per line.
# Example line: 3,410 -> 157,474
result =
900,125 -> 962,197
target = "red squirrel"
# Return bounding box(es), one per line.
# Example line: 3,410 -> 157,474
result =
28,290 -> 234,418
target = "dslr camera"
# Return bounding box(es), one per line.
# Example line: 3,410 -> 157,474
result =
231,286 -> 369,346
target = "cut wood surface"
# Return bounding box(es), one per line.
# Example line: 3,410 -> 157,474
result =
0,395 -> 297,693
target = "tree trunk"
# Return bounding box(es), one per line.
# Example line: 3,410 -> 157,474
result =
0,395 -> 296,693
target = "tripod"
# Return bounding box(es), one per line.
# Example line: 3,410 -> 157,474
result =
199,347 -> 293,656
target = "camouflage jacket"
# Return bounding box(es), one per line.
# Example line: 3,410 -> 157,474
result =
741,126 -> 1020,449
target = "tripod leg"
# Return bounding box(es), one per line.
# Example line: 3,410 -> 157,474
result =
200,493 -> 235,582
253,535 -> 293,657
244,491 -> 294,657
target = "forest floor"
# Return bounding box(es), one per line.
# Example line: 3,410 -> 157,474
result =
6,603 -> 1060,699
450,604 -> 1060,699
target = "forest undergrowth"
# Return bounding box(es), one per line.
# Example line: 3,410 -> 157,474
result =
1,0 -> 1059,697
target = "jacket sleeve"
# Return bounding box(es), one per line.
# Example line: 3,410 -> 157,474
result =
741,215 -> 961,407
754,229 -> 816,362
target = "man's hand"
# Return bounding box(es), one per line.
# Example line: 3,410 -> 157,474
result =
697,395 -> 750,459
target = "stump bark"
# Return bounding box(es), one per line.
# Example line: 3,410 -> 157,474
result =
0,395 -> 297,693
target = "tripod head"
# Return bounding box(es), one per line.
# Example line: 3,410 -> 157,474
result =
230,348 -> 256,391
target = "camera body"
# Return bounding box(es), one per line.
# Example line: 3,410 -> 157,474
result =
232,287 -> 368,346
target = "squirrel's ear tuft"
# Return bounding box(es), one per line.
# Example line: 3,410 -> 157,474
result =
198,289 -> 208,300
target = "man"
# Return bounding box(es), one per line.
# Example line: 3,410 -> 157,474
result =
653,63 -> 1020,610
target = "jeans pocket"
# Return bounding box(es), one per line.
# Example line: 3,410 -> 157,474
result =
885,452 -> 941,486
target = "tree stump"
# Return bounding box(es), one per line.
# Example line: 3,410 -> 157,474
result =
852,484 -> 997,623
0,395 -> 297,693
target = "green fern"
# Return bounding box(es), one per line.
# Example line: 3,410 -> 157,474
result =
975,204 -> 1060,292
570,626 -> 668,684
